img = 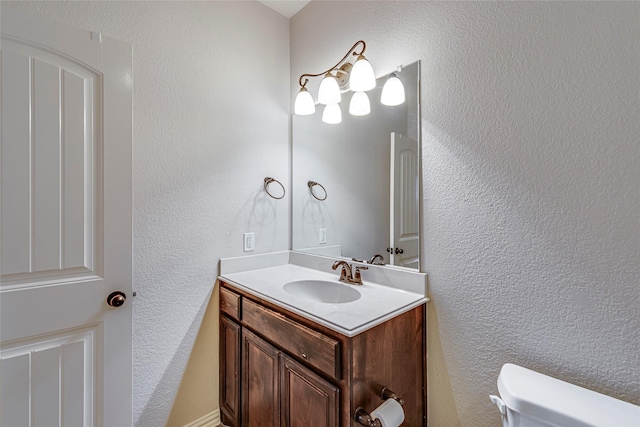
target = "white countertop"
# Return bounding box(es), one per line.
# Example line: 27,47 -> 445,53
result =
219,256 -> 428,337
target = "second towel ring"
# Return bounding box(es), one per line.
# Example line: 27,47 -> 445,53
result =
264,177 -> 285,199
307,181 -> 327,201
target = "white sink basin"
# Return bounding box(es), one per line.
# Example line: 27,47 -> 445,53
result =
283,280 -> 361,304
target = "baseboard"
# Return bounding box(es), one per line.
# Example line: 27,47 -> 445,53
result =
182,409 -> 220,427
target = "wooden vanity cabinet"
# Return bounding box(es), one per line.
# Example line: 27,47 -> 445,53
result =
220,315 -> 241,426
280,353 -> 340,427
242,328 -> 280,427
219,281 -> 426,427
239,328 -> 340,427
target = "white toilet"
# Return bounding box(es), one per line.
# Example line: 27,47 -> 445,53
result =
490,363 -> 640,427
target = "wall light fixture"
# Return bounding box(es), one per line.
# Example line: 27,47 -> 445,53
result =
295,40 -> 380,124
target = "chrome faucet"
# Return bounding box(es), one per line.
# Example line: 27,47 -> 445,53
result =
332,260 -> 368,285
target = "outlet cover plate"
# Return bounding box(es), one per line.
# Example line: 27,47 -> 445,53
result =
243,232 -> 255,252
319,228 -> 327,244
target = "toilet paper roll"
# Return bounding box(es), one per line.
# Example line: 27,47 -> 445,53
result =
370,399 -> 405,427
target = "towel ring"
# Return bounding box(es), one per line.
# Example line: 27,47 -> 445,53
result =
264,177 -> 285,199
307,181 -> 327,201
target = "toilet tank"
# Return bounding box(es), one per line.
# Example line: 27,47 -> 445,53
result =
491,363 -> 640,427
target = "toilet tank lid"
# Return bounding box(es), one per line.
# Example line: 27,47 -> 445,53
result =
497,363 -> 640,427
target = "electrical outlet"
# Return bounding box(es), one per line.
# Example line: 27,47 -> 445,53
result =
319,228 -> 327,244
243,232 -> 255,252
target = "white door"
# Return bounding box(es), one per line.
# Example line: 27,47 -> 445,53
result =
390,132 -> 419,269
0,7 -> 132,426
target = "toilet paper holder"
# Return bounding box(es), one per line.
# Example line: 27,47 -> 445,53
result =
354,387 -> 405,426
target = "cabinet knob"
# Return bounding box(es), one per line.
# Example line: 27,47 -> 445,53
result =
301,352 -> 308,360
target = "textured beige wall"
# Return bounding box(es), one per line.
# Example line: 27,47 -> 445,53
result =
5,2 -> 290,426
292,2 -> 640,425
167,287 -> 219,426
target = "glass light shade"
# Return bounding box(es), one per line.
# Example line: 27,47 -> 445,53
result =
317,73 -> 341,105
349,91 -> 370,116
381,74 -> 405,106
294,87 -> 316,115
322,103 -> 342,124
349,55 -> 376,92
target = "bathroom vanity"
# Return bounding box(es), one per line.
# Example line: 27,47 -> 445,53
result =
218,253 -> 428,427
220,57 -> 426,426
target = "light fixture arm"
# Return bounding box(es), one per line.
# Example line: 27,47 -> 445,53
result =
298,40 -> 367,88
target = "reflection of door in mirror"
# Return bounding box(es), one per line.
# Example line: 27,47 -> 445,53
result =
390,132 -> 419,269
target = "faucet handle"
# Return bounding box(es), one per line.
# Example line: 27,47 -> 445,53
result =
353,265 -> 368,284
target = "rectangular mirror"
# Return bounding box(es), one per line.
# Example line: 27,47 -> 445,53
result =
292,61 -> 421,270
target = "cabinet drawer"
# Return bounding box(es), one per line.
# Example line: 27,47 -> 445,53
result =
220,286 -> 241,320
242,298 -> 340,380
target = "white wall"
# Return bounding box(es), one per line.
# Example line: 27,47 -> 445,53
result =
8,2 -> 638,426
292,2 -> 640,425
6,1 -> 290,426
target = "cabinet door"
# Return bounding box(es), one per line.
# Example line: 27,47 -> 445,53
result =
280,355 -> 339,427
242,329 -> 280,427
220,315 -> 241,426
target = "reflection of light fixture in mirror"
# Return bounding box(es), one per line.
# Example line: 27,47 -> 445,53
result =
349,91 -> 370,116
295,40 -> 377,119
381,69 -> 405,106
294,86 -> 315,115
322,103 -> 342,124
317,72 -> 341,105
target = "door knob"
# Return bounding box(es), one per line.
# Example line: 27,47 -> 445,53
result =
395,248 -> 404,254
386,247 -> 393,253
107,291 -> 126,307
